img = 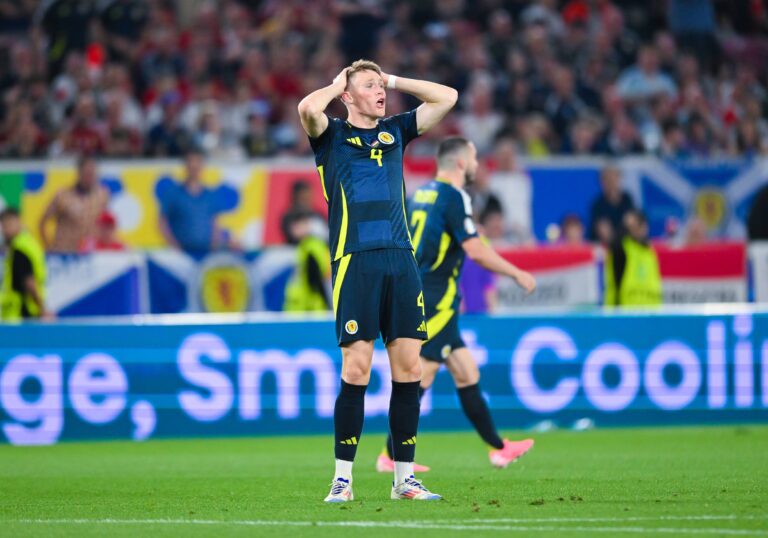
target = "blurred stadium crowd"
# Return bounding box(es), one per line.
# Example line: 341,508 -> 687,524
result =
1,0 -> 767,160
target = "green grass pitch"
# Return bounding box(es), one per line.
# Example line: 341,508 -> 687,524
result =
1,426 -> 766,537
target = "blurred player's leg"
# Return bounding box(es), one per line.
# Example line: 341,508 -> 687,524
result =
325,340 -> 374,502
447,348 -> 534,468
386,337 -> 441,500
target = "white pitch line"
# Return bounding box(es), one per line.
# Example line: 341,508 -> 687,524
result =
8,518 -> 768,536
449,515 -> 768,524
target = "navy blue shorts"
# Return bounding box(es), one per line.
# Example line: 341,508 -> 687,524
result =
420,280 -> 466,363
332,248 -> 428,345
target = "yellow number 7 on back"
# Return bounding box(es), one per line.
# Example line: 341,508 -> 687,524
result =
410,209 -> 427,251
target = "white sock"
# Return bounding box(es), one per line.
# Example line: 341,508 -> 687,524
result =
334,459 -> 353,481
394,461 -> 414,485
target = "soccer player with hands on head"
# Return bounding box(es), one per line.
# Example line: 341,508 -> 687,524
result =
298,60 -> 457,502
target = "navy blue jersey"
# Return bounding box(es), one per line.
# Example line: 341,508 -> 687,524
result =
408,178 -> 478,287
309,110 -> 420,261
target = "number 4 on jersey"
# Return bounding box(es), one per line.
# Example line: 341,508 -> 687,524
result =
370,148 -> 383,167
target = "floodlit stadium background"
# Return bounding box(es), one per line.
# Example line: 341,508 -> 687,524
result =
0,0 -> 767,445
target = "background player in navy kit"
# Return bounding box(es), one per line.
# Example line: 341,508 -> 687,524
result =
378,137 -> 537,472
297,60 -> 458,502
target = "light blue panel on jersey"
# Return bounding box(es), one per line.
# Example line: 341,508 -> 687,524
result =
1,308 -> 766,445
349,161 -> 390,202
357,220 -> 392,243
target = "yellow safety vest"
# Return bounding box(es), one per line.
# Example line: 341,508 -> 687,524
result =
1,231 -> 47,320
604,237 -> 662,306
283,236 -> 331,312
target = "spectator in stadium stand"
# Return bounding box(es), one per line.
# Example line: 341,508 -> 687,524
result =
542,63 -> 592,136
667,0 -> 718,73
520,0 -> 565,37
0,207 -> 49,322
282,210 -> 331,313
193,105 -> 244,160
458,76 -> 503,156
1,99 -> 47,158
731,120 -> 768,158
516,114 -> 552,157
145,95 -> 194,157
0,0 -> 765,163
479,208 -> 506,248
0,0 -> 36,34
603,113 -> 644,156
560,213 -> 586,246
683,114 -> 714,157
615,45 -> 677,105
561,116 -> 603,155
589,164 -> 635,245
280,180 -> 326,245
336,0 -> 386,64
657,119 -> 690,159
489,138 -> 534,244
104,93 -> 143,157
78,210 -> 125,253
60,94 -> 107,156
99,0 -> 150,65
158,149 -> 226,256
37,0 -> 97,76
603,209 -> 662,307
747,184 -> 768,241
38,154 -> 110,253
241,102 -> 277,158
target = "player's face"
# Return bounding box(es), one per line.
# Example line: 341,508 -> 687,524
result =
345,70 -> 386,118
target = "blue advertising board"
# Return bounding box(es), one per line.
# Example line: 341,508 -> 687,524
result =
1,309 -> 766,445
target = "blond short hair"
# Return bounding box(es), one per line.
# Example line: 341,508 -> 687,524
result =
346,59 -> 382,88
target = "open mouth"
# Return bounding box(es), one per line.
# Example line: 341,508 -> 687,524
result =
376,98 -> 385,108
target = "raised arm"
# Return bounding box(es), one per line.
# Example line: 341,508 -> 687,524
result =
297,68 -> 348,138
462,237 -> 536,294
383,74 -> 458,135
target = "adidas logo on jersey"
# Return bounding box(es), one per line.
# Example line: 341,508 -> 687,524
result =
417,321 -> 427,333
346,137 -> 363,146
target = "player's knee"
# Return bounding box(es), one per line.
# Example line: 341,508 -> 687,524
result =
456,368 -> 480,386
391,357 -> 421,382
342,355 -> 372,384
404,358 -> 422,381
343,362 -> 371,384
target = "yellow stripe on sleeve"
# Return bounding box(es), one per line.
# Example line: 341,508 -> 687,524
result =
317,165 -> 328,202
